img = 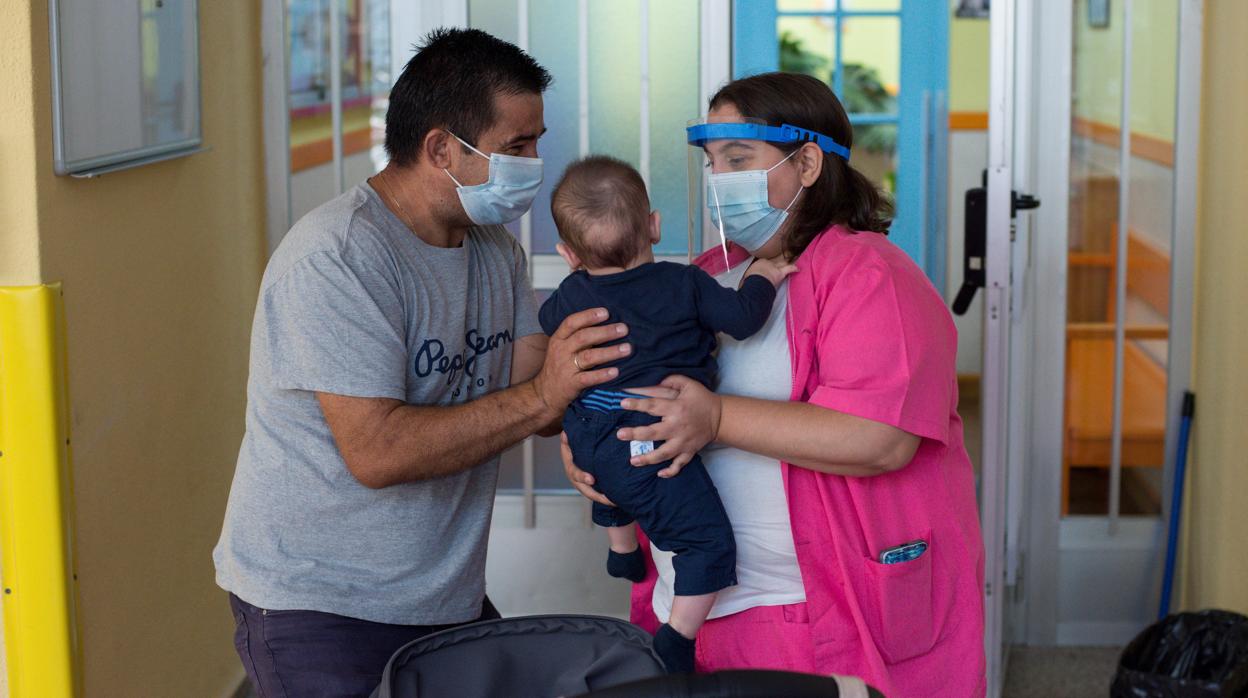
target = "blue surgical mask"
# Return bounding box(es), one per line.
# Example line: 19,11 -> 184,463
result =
706,149 -> 803,254
445,133 -> 543,226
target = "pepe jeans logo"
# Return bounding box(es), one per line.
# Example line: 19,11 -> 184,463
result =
413,328 -> 514,389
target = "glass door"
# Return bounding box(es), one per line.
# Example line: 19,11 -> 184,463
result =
732,0 -> 949,288
468,0 -> 726,618
1055,0 -> 1186,642
285,0 -> 392,223
1024,0 -> 1199,649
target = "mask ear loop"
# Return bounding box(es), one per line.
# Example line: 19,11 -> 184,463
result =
783,186 -> 804,212
444,131 -> 488,188
709,175 -> 730,270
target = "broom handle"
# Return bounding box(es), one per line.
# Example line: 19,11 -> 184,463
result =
1159,391 -> 1196,620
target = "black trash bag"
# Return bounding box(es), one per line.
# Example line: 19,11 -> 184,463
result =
1111,610 -> 1248,697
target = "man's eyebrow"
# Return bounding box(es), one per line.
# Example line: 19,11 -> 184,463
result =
506,126 -> 548,146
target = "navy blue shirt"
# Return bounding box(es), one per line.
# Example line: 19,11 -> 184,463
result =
538,261 -> 776,391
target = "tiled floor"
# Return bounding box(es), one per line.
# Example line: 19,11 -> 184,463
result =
1003,645 -> 1123,698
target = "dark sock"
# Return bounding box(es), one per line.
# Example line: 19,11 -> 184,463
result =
653,623 -> 696,674
606,547 -> 646,583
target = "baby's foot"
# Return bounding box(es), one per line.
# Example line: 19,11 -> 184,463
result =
606,547 -> 646,583
653,623 -> 696,674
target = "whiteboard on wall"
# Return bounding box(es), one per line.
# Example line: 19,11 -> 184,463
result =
50,0 -> 203,177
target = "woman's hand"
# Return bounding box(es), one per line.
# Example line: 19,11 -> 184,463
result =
618,375 -> 723,478
560,431 -> 615,507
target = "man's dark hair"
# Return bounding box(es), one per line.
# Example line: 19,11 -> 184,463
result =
551,156 -> 651,269
385,28 -> 552,166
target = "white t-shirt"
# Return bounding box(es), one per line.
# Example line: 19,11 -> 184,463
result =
651,259 -> 806,622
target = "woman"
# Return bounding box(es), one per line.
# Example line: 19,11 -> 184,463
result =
561,72 -> 985,697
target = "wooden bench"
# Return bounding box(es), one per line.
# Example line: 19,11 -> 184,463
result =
1062,175 -> 1171,514
1063,326 -> 1168,514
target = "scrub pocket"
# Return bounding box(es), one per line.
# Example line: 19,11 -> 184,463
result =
861,531 -> 937,664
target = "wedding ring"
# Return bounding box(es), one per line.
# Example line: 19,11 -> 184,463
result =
573,353 -> 584,371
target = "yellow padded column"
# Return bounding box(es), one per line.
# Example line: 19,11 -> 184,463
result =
0,285 -> 79,697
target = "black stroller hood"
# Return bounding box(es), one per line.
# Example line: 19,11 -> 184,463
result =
370,614 -> 666,698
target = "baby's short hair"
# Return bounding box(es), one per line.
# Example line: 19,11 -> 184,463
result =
550,156 -> 650,269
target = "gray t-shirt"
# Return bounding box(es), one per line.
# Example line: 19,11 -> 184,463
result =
213,182 -> 541,625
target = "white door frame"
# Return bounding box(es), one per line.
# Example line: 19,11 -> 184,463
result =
1019,0 -> 1072,646
1020,0 -> 1203,646
982,0 -> 1019,691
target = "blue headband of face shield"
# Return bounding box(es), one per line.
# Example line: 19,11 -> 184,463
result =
686,122 -> 851,161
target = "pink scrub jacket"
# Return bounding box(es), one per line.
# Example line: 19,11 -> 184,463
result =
631,226 -> 986,697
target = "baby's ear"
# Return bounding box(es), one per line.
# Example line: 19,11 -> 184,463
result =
555,242 -> 583,271
648,210 -> 662,245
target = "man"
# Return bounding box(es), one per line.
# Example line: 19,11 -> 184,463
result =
213,28 -> 627,696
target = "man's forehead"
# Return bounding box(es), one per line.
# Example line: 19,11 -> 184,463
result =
485,92 -> 544,141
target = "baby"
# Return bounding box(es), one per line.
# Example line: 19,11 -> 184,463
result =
538,156 -> 793,673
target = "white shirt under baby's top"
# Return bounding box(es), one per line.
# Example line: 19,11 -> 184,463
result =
651,259 -> 806,623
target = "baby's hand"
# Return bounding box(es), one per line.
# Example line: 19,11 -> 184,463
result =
745,258 -> 798,287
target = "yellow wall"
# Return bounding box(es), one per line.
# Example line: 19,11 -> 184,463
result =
949,5 -> 990,113
1181,0 -> 1248,617
0,0 -> 42,287
1073,0 -> 1178,142
3,1 -> 266,695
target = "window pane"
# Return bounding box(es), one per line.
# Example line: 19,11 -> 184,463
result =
1064,0 -> 1175,518
286,0 -> 390,220
778,16 -> 835,86
843,0 -> 900,11
839,16 -> 899,106
528,0 -> 582,256
778,0 -> 901,11
778,0 -> 837,11
467,0 -> 518,43
851,122 -> 896,194
649,1 -> 701,257
588,0 -> 641,168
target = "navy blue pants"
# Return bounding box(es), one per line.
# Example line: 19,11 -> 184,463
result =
563,401 -> 737,596
229,593 -> 499,697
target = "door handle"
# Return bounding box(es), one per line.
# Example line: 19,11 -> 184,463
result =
951,170 -> 1040,316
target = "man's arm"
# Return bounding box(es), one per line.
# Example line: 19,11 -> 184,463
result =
318,308 -> 628,489
511,332 -> 563,437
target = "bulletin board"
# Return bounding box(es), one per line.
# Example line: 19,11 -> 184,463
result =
49,0 -> 203,177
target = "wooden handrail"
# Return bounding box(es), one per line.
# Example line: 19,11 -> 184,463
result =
1066,322 -> 1170,340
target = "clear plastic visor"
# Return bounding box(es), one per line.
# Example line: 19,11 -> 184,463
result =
686,117 -> 793,264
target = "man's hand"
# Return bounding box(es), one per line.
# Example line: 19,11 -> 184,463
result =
561,431 -> 615,507
744,258 -> 798,287
531,308 -> 630,419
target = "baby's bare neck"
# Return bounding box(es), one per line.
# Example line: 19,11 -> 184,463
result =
583,249 -> 656,276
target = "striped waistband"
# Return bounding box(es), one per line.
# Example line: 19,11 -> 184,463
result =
576,389 -> 644,412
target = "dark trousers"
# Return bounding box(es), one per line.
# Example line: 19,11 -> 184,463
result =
229,593 -> 500,698
564,402 -> 737,596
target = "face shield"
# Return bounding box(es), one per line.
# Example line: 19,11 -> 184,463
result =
686,118 -> 851,264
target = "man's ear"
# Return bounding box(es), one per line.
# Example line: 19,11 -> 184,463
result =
798,141 -> 823,187
555,242 -> 583,271
423,129 -> 455,170
648,210 -> 662,245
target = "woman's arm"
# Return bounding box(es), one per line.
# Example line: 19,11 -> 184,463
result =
616,375 -> 919,478
716,395 -> 919,475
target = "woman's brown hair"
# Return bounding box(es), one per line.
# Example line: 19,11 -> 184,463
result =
709,72 -> 893,260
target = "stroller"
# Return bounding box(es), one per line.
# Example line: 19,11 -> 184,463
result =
370,614 -> 885,698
